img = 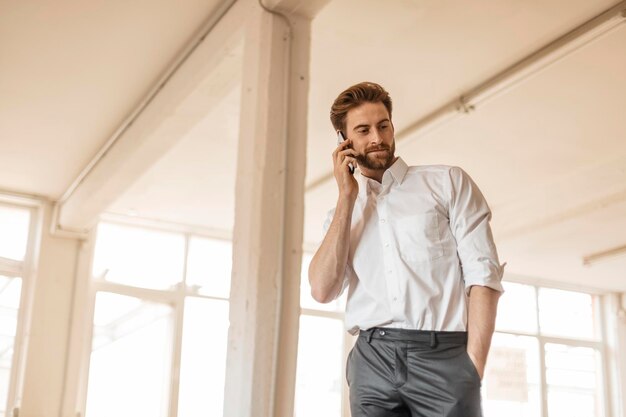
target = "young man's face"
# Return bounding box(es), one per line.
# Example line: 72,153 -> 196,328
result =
344,101 -> 396,172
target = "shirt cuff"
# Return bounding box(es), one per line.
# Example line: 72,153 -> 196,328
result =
463,262 -> 506,295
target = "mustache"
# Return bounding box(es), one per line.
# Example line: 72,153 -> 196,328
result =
365,145 -> 391,153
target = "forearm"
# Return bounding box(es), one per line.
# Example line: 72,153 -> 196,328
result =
466,285 -> 500,378
308,196 -> 355,303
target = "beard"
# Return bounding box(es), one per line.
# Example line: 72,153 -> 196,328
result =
355,141 -> 396,171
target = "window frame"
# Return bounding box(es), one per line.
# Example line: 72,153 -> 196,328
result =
298,256 -> 615,417
0,196 -> 42,416
297,248 -> 356,417
72,217 -> 232,417
488,280 -> 611,417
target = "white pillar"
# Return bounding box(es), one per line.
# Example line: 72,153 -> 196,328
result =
223,3 -> 310,417
19,203 -> 81,417
273,13 -> 311,417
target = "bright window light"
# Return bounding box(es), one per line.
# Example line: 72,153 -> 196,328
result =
538,288 -> 595,339
495,282 -> 537,334
0,276 -> 22,415
483,333 -> 541,417
85,292 -> 173,417
178,297 -> 229,417
0,206 -> 30,261
294,315 -> 344,417
185,237 -> 231,298
92,223 -> 185,290
546,344 -> 602,417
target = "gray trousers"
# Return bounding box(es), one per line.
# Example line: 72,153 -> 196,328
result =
347,328 -> 482,417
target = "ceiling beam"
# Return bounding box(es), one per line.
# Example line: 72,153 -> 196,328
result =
56,0 -> 252,232
263,0 -> 332,19
305,0 -> 626,192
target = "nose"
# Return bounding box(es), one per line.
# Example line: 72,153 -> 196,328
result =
370,128 -> 383,145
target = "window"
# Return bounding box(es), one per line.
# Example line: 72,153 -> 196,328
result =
294,252 -> 354,417
296,259 -> 611,417
82,222 -> 232,417
484,282 -> 607,417
0,203 -> 35,415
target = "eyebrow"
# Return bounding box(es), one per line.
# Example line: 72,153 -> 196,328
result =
352,118 -> 391,132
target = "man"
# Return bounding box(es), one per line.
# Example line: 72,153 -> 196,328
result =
308,82 -> 505,417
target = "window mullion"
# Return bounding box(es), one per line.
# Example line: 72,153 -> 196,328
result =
92,280 -> 177,304
167,235 -> 190,417
78,270 -> 99,417
300,308 -> 344,320
538,335 -> 603,349
166,293 -> 185,417
342,331 -> 356,417
6,204 -> 39,416
0,258 -> 23,277
596,295 -> 613,417
535,285 -> 549,417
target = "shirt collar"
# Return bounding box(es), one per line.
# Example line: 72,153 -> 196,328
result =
387,157 -> 408,185
357,157 -> 408,198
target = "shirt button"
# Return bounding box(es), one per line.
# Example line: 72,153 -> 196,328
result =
379,330 -> 386,336
384,243 -> 390,248
380,218 -> 386,223
387,270 -> 392,274
393,297 -> 397,301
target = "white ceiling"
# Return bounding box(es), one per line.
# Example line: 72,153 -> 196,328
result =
1,0 -> 625,291
0,0 -> 224,197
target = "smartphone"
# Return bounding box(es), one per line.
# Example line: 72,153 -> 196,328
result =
337,131 -> 355,174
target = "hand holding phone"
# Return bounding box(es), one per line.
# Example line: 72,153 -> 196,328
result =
337,131 -> 355,174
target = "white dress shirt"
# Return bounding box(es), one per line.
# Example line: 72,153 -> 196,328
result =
322,157 -> 505,335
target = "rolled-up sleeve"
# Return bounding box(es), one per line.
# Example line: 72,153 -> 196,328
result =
447,166 -> 505,294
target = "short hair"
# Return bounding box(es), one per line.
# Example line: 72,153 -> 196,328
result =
330,81 -> 393,133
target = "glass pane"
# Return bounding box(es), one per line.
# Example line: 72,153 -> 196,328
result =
483,333 -> 541,417
85,292 -> 173,417
185,237 -> 231,298
495,282 -> 537,333
548,390 -> 596,417
545,343 -> 602,417
0,276 -> 22,415
294,315 -> 344,417
0,206 -> 30,261
300,253 -> 346,312
178,297 -> 229,417
538,288 -> 595,339
92,223 -> 185,290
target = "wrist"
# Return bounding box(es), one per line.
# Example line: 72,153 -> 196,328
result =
338,191 -> 357,204
467,350 -> 485,379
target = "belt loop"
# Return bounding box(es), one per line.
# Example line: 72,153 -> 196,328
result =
429,331 -> 437,348
366,328 -> 374,343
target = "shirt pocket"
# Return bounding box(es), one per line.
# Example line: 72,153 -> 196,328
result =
395,212 -> 444,264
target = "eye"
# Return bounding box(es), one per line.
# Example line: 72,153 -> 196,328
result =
358,128 -> 369,135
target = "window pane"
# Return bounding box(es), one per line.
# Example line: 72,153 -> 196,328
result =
294,315 -> 344,417
300,253 -> 346,312
0,276 -> 22,415
185,237 -> 231,298
483,333 -> 541,417
93,223 -> 185,290
495,282 -> 537,333
545,343 -> 602,417
85,292 -> 173,417
178,297 -> 229,417
0,206 -> 30,261
538,289 -> 595,339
